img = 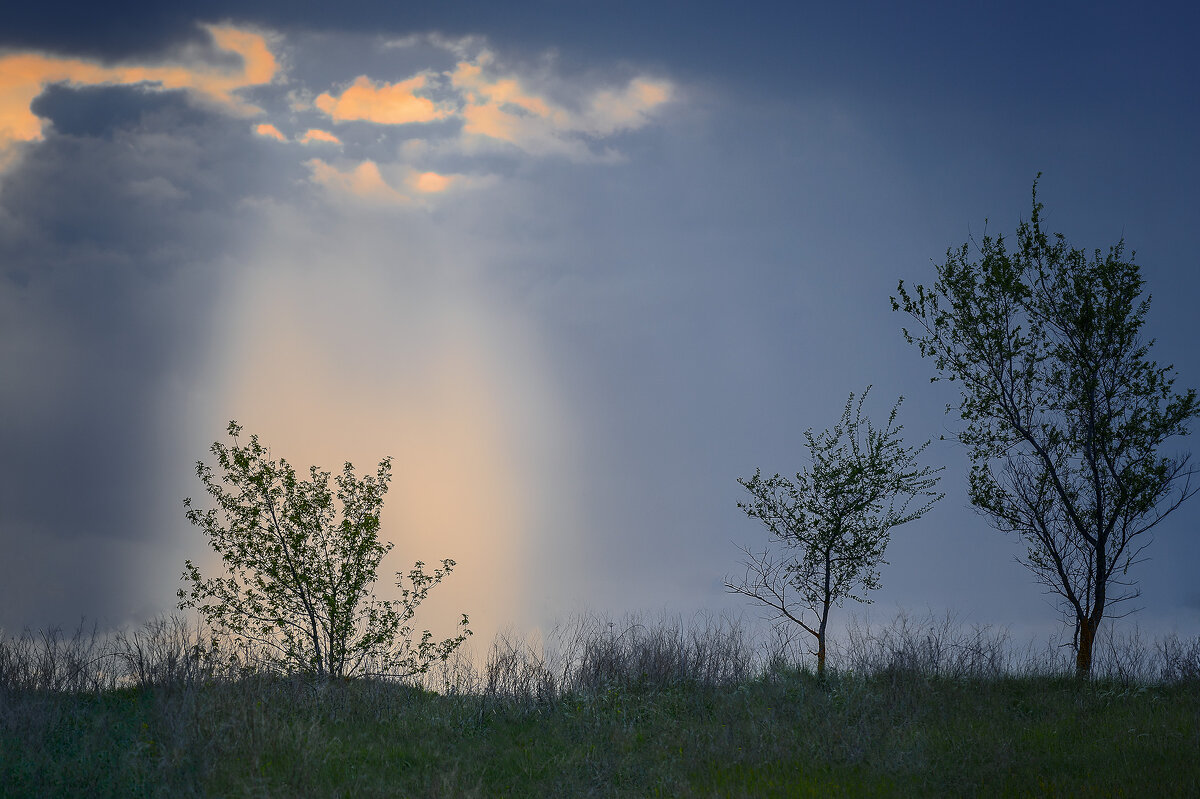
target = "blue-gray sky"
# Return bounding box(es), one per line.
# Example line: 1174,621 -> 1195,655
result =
2,1 -> 1198,649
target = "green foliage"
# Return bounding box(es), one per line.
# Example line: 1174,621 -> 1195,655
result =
729,388 -> 942,673
892,176 -> 1200,676
178,421 -> 470,680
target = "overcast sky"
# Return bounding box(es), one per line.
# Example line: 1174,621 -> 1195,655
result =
2,1 -> 1198,651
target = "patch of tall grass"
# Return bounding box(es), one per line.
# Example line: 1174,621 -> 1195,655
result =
1,611 -> 1198,796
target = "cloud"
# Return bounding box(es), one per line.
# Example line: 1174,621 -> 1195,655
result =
306,157 -> 494,204
448,53 -> 672,159
0,27 -> 675,195
255,122 -> 287,141
203,197 -> 575,645
582,78 -> 673,134
314,75 -> 449,125
411,170 -> 453,193
306,158 -> 410,205
205,26 -> 277,87
0,24 -> 279,171
127,175 -> 188,201
299,128 -> 340,145
301,45 -> 673,166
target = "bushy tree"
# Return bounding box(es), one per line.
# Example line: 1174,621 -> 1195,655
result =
179,422 -> 470,680
728,389 -> 943,677
893,178 -> 1199,677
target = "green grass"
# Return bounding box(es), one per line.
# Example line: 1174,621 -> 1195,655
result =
3,671 -> 1198,797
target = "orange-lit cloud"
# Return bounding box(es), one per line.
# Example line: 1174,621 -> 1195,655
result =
0,25 -> 677,192
300,128 -> 341,145
306,158 -> 409,205
411,170 -> 453,193
307,53 -> 672,162
449,54 -> 672,158
0,24 -> 279,170
452,61 -> 557,119
206,26 -> 277,87
307,160 -> 495,204
255,122 -> 287,141
314,75 -> 448,125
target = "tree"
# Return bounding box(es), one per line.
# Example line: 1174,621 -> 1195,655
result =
178,421 -> 471,681
892,178 -> 1200,678
727,388 -> 943,677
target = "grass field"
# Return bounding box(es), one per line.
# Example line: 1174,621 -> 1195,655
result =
2,613 -> 1198,797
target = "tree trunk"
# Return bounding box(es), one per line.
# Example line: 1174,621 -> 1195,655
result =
816,596 -> 831,680
818,551 -> 833,680
1076,615 -> 1099,679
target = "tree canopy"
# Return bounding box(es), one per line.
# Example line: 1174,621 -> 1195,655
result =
893,178 -> 1199,677
729,388 -> 942,677
179,422 -> 470,680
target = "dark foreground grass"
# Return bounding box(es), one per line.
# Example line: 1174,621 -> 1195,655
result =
3,670 -> 1198,798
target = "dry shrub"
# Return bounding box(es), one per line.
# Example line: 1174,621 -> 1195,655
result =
1154,633 -> 1200,684
550,611 -> 756,695
2,608 -> 1199,703
483,629 -> 557,703
0,620 -> 114,694
836,610 -> 1013,680
111,615 -> 209,690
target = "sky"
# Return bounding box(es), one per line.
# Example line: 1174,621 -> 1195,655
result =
2,1 -> 1199,654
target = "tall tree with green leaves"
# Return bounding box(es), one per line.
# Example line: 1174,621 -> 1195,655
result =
893,178 -> 1199,677
728,388 -> 943,677
179,422 -> 471,680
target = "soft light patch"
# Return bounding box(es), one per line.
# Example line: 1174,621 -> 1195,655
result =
314,75 -> 448,125
217,262 -> 538,655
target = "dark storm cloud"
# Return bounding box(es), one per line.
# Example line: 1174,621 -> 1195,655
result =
6,0 -> 1196,119
0,0 -> 665,59
28,84 -> 213,139
0,85 -> 296,630
0,0 -> 587,61
0,2 -> 210,60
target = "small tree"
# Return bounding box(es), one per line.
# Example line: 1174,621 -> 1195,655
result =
893,178 -> 1200,678
728,389 -> 943,677
179,421 -> 470,680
